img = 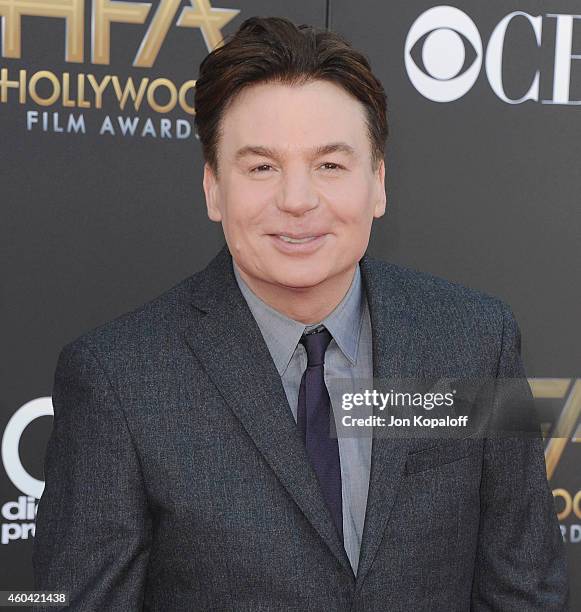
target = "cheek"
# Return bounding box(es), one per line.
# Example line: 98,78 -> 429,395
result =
326,180 -> 375,225
322,171 -> 373,212
222,185 -> 270,232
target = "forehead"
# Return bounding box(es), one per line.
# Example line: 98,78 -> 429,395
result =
218,79 -> 370,156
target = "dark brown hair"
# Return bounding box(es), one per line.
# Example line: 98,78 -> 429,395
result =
194,16 -> 388,175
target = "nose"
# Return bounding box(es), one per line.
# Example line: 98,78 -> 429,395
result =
276,165 -> 319,216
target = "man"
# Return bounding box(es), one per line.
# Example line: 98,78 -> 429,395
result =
33,16 -> 568,611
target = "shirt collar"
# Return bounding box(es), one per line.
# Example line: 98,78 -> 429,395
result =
233,261 -> 364,376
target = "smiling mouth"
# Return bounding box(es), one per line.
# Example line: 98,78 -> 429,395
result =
267,233 -> 328,253
276,235 -> 320,244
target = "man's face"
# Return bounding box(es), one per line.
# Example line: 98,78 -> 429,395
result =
203,79 -> 386,291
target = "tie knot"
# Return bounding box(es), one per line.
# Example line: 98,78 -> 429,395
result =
299,327 -> 333,367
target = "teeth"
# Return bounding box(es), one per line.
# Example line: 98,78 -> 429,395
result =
278,235 -> 317,244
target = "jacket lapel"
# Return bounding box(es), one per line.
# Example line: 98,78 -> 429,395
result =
354,256 -> 415,591
183,244 -> 354,577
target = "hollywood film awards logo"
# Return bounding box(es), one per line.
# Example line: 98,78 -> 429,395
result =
405,5 -> 581,104
1,397 -> 52,544
0,0 -> 240,139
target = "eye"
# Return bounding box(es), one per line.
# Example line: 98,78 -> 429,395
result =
320,162 -> 343,171
250,164 -> 273,173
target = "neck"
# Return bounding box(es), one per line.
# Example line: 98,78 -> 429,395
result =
235,264 -> 357,324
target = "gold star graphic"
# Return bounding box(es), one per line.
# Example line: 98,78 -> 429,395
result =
178,0 -> 239,52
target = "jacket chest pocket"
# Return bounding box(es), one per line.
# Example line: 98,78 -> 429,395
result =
405,436 -> 482,474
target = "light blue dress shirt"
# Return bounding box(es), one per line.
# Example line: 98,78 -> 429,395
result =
232,261 -> 373,575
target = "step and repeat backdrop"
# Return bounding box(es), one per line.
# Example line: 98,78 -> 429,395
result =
2,0 -> 580,606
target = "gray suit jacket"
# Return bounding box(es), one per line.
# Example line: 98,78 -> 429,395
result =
33,244 -> 568,611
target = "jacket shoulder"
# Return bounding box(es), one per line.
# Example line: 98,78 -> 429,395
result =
363,257 -> 521,376
362,256 -> 520,372
60,270 -> 202,359
367,256 -> 512,320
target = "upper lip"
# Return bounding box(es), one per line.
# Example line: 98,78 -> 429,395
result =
270,232 -> 326,239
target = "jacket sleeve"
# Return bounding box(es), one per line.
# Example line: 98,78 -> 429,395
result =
32,338 -> 152,611
470,302 -> 569,611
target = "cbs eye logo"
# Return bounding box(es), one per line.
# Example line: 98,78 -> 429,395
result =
405,6 -> 483,103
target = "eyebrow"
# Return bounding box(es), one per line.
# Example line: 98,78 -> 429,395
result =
234,142 -> 357,162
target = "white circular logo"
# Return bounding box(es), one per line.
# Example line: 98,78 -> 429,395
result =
405,6 -> 483,102
1,397 -> 53,499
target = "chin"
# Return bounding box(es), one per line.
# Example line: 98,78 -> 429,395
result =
269,266 -> 332,289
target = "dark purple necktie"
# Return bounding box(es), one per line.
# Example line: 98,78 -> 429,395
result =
297,327 -> 343,542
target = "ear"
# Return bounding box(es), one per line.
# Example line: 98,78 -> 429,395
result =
373,159 -> 387,218
203,163 -> 223,222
